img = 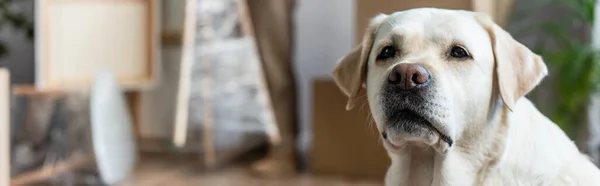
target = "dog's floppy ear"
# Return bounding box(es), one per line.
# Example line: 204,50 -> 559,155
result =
476,14 -> 548,111
332,14 -> 387,110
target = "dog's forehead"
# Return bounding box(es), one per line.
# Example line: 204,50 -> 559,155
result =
374,9 -> 489,47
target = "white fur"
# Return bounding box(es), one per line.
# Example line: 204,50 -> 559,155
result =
334,8 -> 600,186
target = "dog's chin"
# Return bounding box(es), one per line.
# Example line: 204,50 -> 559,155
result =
382,111 -> 453,154
384,127 -> 451,154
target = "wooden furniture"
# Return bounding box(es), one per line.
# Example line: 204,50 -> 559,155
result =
0,68 -> 9,186
172,0 -> 198,151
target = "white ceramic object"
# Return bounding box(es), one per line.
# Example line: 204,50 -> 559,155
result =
90,70 -> 137,185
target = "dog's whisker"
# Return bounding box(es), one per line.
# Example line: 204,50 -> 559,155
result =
359,98 -> 370,112
364,111 -> 376,135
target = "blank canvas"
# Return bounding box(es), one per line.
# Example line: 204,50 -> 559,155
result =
36,0 -> 159,90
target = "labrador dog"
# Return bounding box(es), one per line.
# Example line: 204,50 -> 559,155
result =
332,8 -> 600,186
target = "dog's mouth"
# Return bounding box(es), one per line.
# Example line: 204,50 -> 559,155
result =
383,109 -> 453,153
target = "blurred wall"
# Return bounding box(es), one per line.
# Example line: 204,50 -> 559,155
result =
293,0 -> 355,160
0,0 -> 35,84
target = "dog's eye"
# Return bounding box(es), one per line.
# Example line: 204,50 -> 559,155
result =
377,46 -> 396,60
450,46 -> 470,59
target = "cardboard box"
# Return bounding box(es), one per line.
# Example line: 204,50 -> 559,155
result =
311,79 -> 390,179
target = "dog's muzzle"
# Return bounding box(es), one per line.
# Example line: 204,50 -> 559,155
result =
380,63 -> 452,153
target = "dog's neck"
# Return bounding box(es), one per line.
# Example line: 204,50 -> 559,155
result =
386,98 -> 584,186
386,102 -> 510,186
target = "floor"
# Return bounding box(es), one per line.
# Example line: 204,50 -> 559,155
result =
13,153 -> 382,186
119,155 -> 382,186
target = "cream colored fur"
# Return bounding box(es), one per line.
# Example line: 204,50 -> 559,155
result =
332,8 -> 600,186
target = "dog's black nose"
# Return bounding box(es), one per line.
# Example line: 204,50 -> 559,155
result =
387,63 -> 431,90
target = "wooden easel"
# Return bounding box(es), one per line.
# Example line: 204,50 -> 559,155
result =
173,0 -> 281,167
173,0 -> 197,150
173,0 -> 218,166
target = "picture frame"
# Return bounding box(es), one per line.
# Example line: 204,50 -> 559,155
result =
35,0 -> 161,91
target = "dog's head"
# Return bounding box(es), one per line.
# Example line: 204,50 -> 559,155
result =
332,8 -> 547,154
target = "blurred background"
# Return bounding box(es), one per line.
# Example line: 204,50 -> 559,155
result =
1,0 -> 599,185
